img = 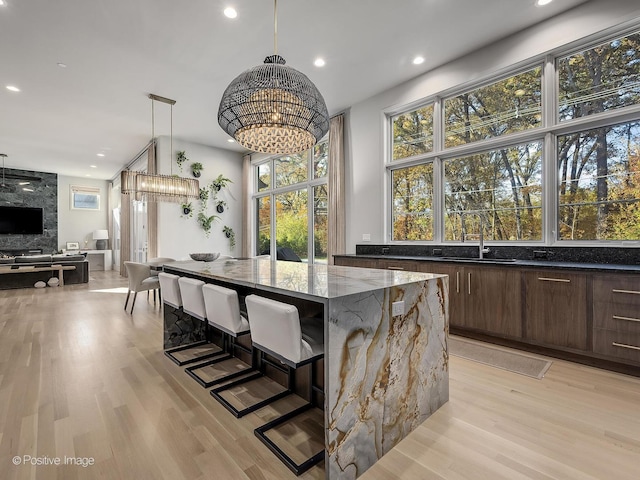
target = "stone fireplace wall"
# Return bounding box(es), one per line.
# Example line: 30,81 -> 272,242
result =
0,167 -> 58,254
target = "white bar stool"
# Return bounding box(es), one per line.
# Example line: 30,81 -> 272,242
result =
164,276 -> 224,366
212,294 -> 324,475
185,284 -> 256,387
158,272 -> 181,308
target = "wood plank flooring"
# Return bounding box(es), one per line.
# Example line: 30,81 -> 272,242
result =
1,271 -> 639,479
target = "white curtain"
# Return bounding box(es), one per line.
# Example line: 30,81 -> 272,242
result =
242,153 -> 252,258
327,114 -> 345,265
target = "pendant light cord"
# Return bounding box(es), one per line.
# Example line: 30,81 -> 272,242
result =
273,0 -> 278,55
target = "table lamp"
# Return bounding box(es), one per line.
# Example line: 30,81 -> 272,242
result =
93,230 -> 109,250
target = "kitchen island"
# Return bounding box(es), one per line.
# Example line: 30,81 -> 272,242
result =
164,258 -> 449,479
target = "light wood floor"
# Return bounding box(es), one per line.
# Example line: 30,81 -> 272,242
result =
1,271 -> 638,479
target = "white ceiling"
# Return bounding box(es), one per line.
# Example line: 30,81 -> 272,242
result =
0,0 -> 591,180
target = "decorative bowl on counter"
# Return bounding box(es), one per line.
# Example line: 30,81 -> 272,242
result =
189,252 -> 220,262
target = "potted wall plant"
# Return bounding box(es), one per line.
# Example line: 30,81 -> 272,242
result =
181,202 -> 193,218
176,151 -> 188,171
199,187 -> 209,202
191,162 -> 203,178
211,174 -> 233,192
198,213 -> 219,237
216,200 -> 227,214
223,226 -> 236,249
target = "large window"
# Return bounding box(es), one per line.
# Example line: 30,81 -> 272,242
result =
444,143 -> 543,241
392,164 -> 434,240
444,66 -> 542,148
254,140 -> 328,263
558,32 -> 640,121
388,29 -> 640,244
558,120 -> 640,240
392,104 -> 434,161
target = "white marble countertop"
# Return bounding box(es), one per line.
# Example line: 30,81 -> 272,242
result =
164,258 -> 444,300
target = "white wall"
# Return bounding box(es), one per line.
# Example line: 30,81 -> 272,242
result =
57,176 -> 109,251
155,136 -> 243,260
345,0 -> 640,252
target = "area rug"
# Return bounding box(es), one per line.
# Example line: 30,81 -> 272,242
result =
449,336 -> 552,379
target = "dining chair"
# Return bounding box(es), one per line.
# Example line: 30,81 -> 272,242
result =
123,261 -> 160,314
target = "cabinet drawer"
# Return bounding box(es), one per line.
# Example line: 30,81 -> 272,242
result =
593,276 -> 640,330
594,328 -> 640,363
377,259 -> 415,271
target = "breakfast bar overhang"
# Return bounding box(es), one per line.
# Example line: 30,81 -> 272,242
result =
163,258 -> 449,479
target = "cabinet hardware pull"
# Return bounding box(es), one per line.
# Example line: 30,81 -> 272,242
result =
387,266 -> 405,270
537,277 -> 570,283
456,271 -> 459,294
612,289 -> 640,295
468,272 -> 471,295
612,315 -> 640,323
612,342 -> 640,351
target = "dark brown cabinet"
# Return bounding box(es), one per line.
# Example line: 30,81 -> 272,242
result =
415,262 -> 464,327
414,263 -> 521,337
523,270 -> 588,350
592,274 -> 640,363
334,255 -> 640,371
464,265 -> 522,338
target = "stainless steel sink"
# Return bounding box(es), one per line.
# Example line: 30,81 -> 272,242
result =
441,257 -> 517,263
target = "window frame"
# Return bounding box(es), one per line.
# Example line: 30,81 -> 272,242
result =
385,26 -> 640,246
70,185 -> 101,211
251,139 -> 329,262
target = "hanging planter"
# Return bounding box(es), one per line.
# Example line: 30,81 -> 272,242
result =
223,226 -> 236,249
181,202 -> 193,218
176,151 -> 189,172
198,213 -> 219,237
211,174 -> 232,192
191,162 -> 203,178
216,201 -> 227,214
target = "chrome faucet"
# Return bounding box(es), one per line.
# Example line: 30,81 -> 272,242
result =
462,213 -> 490,259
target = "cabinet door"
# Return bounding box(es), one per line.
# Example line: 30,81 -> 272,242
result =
524,270 -> 588,350
464,265 -> 522,338
416,262 -> 464,327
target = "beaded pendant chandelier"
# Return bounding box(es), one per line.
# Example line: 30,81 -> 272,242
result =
217,0 -> 329,154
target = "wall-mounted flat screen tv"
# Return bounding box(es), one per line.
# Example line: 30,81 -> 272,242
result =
0,206 -> 44,234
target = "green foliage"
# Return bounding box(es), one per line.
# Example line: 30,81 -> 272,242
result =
176,151 -> 189,171
198,213 -> 219,237
181,202 -> 193,218
211,174 -> 232,191
223,226 -> 236,249
191,162 -> 203,176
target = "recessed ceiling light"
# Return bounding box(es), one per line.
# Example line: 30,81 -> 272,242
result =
0,1 -> 6,7
227,138 -> 235,143
536,0 -> 553,6
90,165 -> 97,168
224,7 -> 237,18
57,62 -> 67,68
413,56 -> 425,65
97,153 -> 105,157
22,188 -> 34,192
18,181 -> 30,186
85,174 -> 91,177
6,85 -> 20,92
314,58 -> 326,67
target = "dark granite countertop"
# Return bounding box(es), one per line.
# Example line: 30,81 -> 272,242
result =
334,254 -> 640,274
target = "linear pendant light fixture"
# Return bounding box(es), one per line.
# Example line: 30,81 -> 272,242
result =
122,94 -> 199,203
217,0 -> 329,154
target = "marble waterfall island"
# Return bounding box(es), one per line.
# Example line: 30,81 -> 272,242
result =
163,259 -> 449,480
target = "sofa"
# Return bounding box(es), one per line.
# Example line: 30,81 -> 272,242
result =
0,254 -> 89,289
